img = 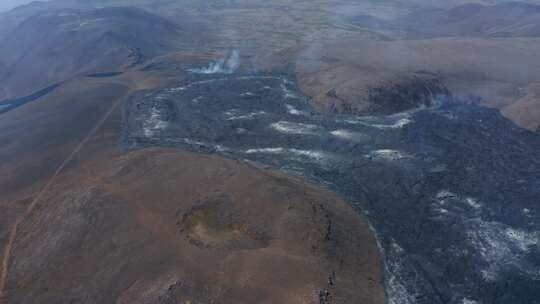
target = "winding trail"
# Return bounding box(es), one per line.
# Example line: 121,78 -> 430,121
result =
0,90 -> 127,302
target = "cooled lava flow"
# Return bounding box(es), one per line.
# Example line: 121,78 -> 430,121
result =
124,74 -> 540,304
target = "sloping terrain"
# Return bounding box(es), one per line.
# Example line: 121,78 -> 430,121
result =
349,2 -> 540,38
1,0 -> 539,131
405,2 -> 540,38
0,76 -> 133,295
2,148 -> 383,304
289,37 -> 540,130
0,1 -> 539,304
0,6 -> 189,99
124,73 -> 540,304
0,69 -> 384,303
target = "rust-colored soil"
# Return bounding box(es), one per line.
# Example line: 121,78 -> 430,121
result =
2,148 -> 383,304
0,72 -> 384,304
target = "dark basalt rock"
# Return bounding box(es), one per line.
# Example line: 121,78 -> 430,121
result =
123,73 -> 540,304
321,74 -> 453,117
0,82 -> 61,115
85,72 -> 123,78
365,76 -> 452,115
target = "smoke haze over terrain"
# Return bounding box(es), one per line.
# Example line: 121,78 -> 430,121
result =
1,0 -> 540,303
0,0 -> 46,12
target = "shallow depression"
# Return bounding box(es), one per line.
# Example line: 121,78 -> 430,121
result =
123,74 -> 540,304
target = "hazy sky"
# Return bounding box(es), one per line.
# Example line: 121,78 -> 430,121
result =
0,0 -> 49,12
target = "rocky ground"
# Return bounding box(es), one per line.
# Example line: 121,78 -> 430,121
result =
0,59 -> 384,304
124,73 -> 540,304
2,1 -> 540,132
3,148 -> 383,304
1,1 -> 540,304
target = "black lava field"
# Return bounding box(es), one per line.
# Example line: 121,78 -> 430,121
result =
123,74 -> 540,304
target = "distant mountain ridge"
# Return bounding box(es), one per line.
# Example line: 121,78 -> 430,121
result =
0,6 -> 185,99
350,2 -> 540,38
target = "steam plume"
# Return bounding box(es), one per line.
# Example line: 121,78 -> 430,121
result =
190,50 -> 240,74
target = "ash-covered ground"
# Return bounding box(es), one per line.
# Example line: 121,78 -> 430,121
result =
123,74 -> 540,304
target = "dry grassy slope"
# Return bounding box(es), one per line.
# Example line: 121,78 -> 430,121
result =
0,70 -> 383,303
2,0 -> 539,130
140,0 -> 539,129
287,37 -> 540,130
0,77 -> 132,296
0,46 -> 211,269
0,6 -> 191,100
4,148 -> 383,304
404,2 -> 540,38
346,2 -> 540,39
0,68 -> 178,299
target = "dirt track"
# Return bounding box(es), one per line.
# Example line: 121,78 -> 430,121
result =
0,79 -> 128,302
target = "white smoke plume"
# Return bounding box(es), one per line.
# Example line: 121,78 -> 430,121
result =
190,50 -> 240,74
